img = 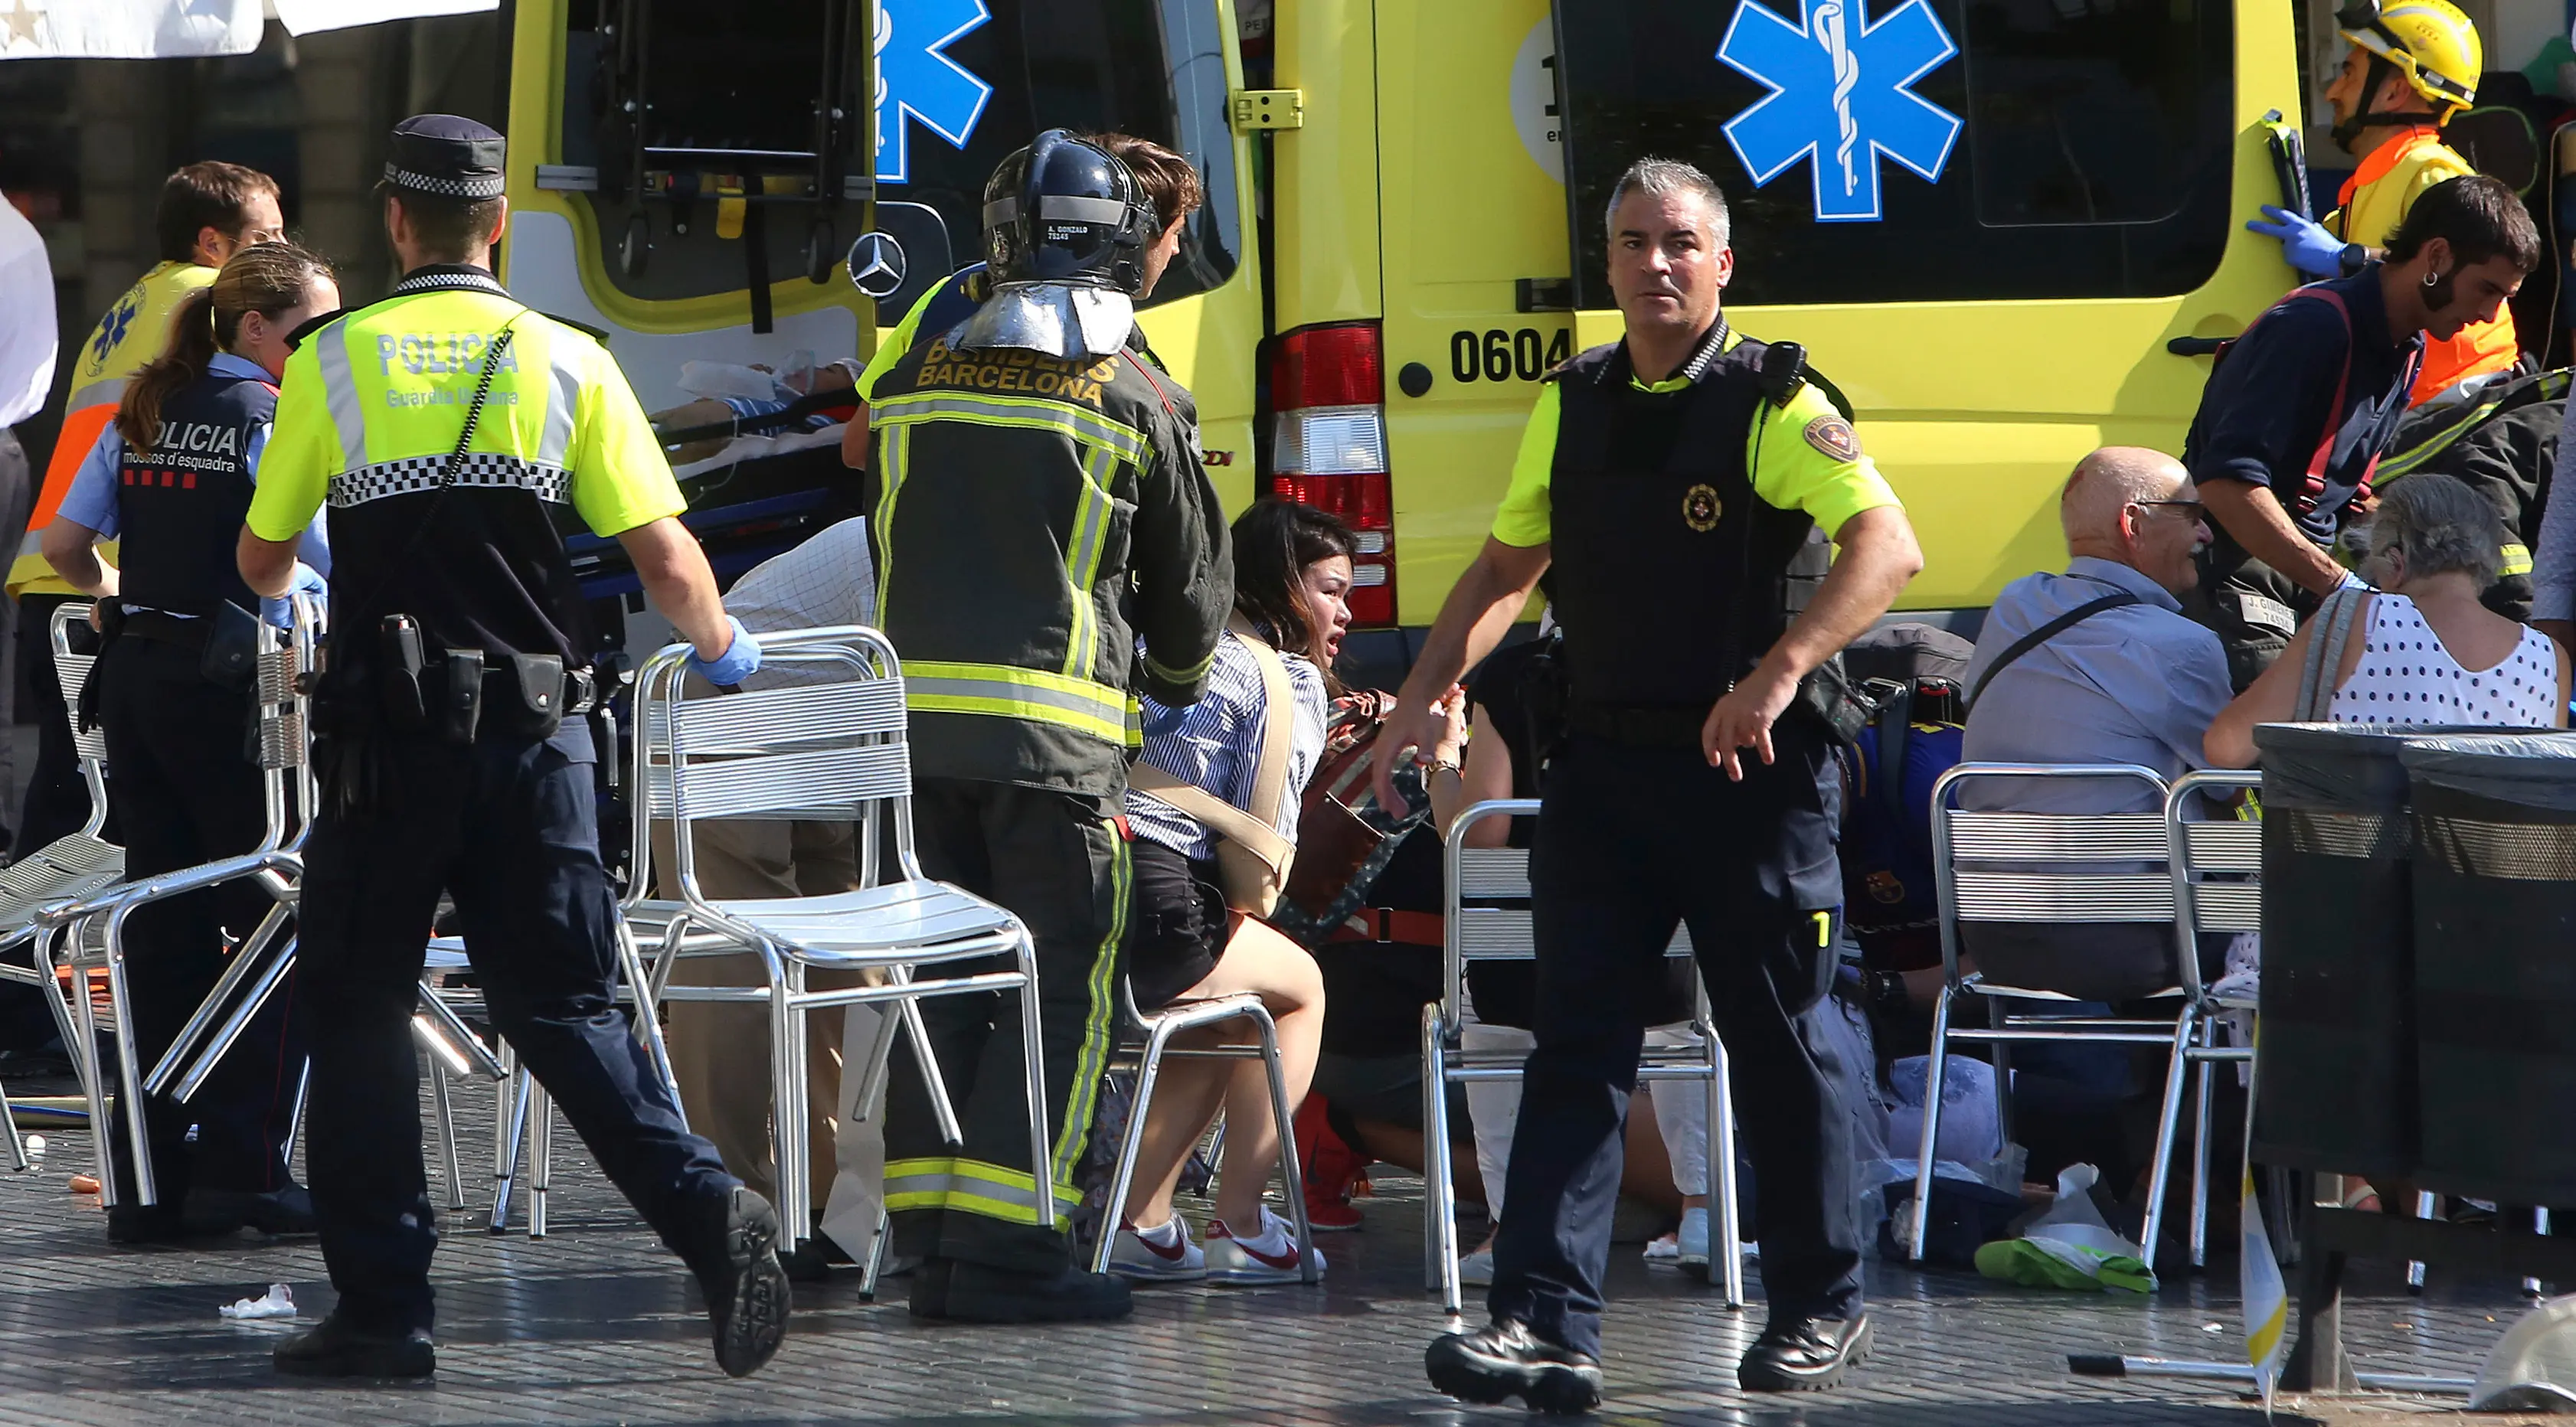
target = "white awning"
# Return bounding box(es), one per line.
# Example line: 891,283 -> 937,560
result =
0,0 -> 498,60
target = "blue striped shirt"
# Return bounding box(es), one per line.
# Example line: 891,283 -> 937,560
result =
1125,630 -> 1328,861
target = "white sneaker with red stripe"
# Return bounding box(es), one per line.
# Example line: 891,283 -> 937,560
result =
1205,1207 -> 1323,1285
1107,1216 -> 1207,1283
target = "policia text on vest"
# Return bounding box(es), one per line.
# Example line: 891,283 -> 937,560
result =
1405,165 -> 1922,1406
234,114 -> 786,1382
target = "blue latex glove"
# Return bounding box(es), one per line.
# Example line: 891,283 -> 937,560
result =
2245,205 -> 2355,279
260,562 -> 327,629
688,616 -> 763,687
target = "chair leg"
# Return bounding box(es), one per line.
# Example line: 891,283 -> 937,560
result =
2407,1189 -> 2436,1292
846,990 -> 905,1126
768,968 -> 806,1249
1421,1007 -> 1460,1307
2189,1046 -> 2215,1272
858,1204 -> 891,1300
0,1071 -> 24,1173
170,937 -> 299,1105
1711,1036 -> 1746,1309
1012,932 -> 1058,1230
614,927 -> 685,1128
1907,986 -> 1955,1262
1250,1007 -> 1318,1286
148,900 -> 291,1096
2527,1207 -> 2551,1298
1988,996 -> 2017,1154
101,918 -> 155,1206
491,1060 -> 531,1234
285,1059 -> 312,1167
529,1085 -> 552,1239
905,996 -> 964,1147
1090,1030 -> 1175,1275
60,930 -> 115,1206
430,1058 -> 466,1211
2138,1007 -> 2198,1276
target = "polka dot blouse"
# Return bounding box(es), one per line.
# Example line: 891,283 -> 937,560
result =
2326,593 -> 2560,728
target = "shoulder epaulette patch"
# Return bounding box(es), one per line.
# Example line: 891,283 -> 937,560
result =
1803,414 -> 1861,462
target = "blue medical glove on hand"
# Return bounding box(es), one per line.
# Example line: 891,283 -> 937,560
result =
689,616 -> 763,687
260,562 -> 327,629
2246,205 -> 2355,279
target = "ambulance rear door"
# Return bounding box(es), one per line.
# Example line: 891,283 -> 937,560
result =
1549,0 -> 2302,617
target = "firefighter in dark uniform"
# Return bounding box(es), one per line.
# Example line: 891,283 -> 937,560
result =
235,116 -> 789,1381
41,241 -> 338,1244
1383,159 -> 1924,1412
865,130 -> 1229,1323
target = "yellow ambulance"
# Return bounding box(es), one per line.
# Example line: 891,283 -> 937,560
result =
501,0 -> 2305,670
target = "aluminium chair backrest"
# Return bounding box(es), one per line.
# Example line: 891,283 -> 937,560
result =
2167,769 -> 2263,993
49,602 -> 110,833
633,625 -> 912,909
1930,763 -> 2180,985
1442,798 -> 1693,1030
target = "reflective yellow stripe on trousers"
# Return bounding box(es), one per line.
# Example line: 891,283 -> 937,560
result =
881,1156 -> 1084,1224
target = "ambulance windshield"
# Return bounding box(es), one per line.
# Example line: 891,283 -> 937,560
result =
1553,0 -> 2236,308
560,0 -> 1241,312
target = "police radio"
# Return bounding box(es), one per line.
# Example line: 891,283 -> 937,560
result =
1758,341 -> 1808,408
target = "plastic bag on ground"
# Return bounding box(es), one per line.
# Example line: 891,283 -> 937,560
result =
2473,1293 -> 2576,1412
218,1283 -> 296,1320
1886,1053 -> 2002,1166
1974,1164 -> 2156,1292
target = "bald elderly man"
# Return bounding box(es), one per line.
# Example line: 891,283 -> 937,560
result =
1955,448 -> 2234,1001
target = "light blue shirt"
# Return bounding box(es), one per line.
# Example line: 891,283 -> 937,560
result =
61,352 -> 330,574
1960,556 -> 2233,815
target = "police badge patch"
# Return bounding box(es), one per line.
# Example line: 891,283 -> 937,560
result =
1682,484 -> 1723,531
1803,415 -> 1861,462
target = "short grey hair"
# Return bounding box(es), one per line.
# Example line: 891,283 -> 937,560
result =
2368,473 -> 2506,587
1604,158 -> 1730,245
2060,446 -> 2189,547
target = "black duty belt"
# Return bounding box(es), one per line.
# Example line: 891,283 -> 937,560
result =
117,607 -> 213,651
1568,703 -> 1708,749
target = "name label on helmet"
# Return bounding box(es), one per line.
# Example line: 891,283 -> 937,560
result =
912,337 -> 1121,405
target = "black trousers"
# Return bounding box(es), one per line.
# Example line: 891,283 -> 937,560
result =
13,592 -> 100,860
95,637 -> 303,1202
1490,727 -> 1863,1357
296,726 -> 733,1333
884,778 -> 1126,1275
2185,547 -> 2321,694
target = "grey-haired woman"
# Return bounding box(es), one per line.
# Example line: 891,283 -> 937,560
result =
2207,472 -> 2569,766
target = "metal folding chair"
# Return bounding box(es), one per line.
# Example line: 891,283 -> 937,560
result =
1087,978 -> 1318,1281
1420,798 -> 1745,1312
44,599 -> 319,1206
0,605 -> 131,1170
639,625 -> 1045,1248
2168,769 -> 2261,1269
1911,763 -> 2228,1269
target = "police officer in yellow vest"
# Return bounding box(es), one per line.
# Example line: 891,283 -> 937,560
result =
2247,0 -> 2510,405
16,163 -> 283,857
866,130 -> 1228,1324
236,116 -> 789,1381
1386,159 -> 1924,1411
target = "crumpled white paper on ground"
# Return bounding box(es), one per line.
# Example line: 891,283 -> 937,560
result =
217,1284 -> 296,1320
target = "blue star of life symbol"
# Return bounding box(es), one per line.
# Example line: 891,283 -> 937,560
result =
1716,0 -> 1963,223
874,0 -> 995,185
92,289 -> 139,367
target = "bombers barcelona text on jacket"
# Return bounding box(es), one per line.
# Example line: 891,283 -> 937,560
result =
864,326 -> 1231,798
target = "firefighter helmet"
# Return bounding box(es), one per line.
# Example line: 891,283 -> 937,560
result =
2339,0 -> 2482,124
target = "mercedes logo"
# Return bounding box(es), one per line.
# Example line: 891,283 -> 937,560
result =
845,231 -> 908,299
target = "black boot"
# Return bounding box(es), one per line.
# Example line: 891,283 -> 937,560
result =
1738,1312 -> 1872,1392
678,1187 -> 791,1379
780,1234 -> 855,1283
186,1184 -> 317,1237
273,1313 -> 436,1379
1425,1318 -> 1603,1415
910,1259 -> 1132,1324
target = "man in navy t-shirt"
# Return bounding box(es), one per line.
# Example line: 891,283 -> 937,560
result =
2185,175 -> 2536,689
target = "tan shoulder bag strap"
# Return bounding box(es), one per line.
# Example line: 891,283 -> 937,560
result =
1129,616 -> 1299,913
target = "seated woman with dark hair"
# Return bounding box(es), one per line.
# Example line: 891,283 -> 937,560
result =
1105,501 -> 1348,1286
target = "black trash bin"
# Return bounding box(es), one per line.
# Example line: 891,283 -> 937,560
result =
2399,733 -> 2576,1207
2253,722 -> 2461,1180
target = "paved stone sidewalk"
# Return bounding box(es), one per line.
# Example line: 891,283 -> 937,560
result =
0,1076 -> 2542,1425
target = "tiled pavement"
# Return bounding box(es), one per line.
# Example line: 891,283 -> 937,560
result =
0,1073 -> 2547,1425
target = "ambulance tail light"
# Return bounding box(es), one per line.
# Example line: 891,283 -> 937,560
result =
1269,322 -> 1395,627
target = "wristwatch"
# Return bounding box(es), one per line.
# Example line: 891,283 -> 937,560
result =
2336,241 -> 2368,278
